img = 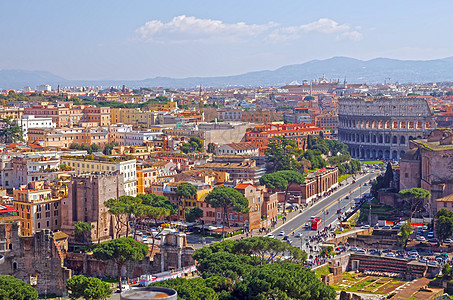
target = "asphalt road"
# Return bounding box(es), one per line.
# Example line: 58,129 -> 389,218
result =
270,171 -> 379,247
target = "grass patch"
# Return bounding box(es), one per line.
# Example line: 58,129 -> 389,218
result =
335,227 -> 353,234
360,160 -> 384,165
339,174 -> 352,182
314,264 -> 330,279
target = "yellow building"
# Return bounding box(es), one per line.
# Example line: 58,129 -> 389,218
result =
13,181 -> 61,236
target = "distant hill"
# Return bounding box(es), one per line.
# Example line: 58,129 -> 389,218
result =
3,56 -> 453,89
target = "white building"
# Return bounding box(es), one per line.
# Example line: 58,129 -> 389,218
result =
16,115 -> 56,142
108,124 -> 163,146
215,142 -> 259,156
216,109 -> 243,121
37,84 -> 52,92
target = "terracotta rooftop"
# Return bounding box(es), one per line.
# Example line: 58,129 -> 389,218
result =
226,142 -> 258,150
436,193 -> 453,202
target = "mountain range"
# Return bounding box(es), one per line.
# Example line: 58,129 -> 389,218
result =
3,56 -> 453,90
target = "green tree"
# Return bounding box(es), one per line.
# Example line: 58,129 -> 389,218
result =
399,222 -> 413,249
304,96 -> 315,101
259,170 -> 304,216
207,143 -> 216,153
0,275 -> 38,300
180,137 -> 204,154
0,118 -> 24,144
186,206 -> 204,223
150,277 -> 218,300
436,209 -> 453,242
399,188 -> 431,219
103,142 -> 118,155
75,221 -> 92,244
442,263 -> 453,279
67,275 -> 112,300
265,136 -> 300,173
176,182 -> 198,221
205,186 -> 249,239
92,237 -> 148,293
232,262 -> 335,300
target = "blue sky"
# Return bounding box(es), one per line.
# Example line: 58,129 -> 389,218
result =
1,0 -> 452,80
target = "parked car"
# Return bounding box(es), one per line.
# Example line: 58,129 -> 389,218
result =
355,249 -> 366,254
295,232 -> 302,238
392,225 -> 400,230
408,250 -> 418,256
428,238 -> 438,243
382,225 -> 391,230
349,247 -> 359,252
445,238 -> 453,243
279,231 -> 285,236
408,255 -> 418,261
361,225 -> 370,229
266,234 -> 275,238
422,225 -> 429,230
283,235 -> 290,240
384,252 -> 395,257
416,236 -> 426,241
427,232 -> 434,238
374,225 -> 380,229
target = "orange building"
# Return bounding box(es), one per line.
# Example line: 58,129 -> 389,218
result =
244,123 -> 331,155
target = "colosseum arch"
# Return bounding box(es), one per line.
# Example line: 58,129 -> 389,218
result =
338,97 -> 436,160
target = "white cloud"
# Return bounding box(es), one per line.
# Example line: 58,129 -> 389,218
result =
269,18 -> 363,42
136,15 -> 275,42
136,16 -> 362,43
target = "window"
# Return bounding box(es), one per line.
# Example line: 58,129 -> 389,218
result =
217,212 -> 221,219
445,202 -> 447,208
55,220 -> 58,226
46,220 -> 50,227
405,173 -> 408,178
37,222 -> 41,229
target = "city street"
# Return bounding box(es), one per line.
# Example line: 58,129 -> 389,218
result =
270,171 -> 378,245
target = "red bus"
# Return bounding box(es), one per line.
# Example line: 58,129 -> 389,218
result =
311,218 -> 322,230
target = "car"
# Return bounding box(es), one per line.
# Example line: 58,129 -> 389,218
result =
336,246 -> 347,252
283,235 -> 289,240
295,232 -> 302,238
370,250 -> 381,256
286,239 -> 292,245
382,225 -> 391,230
422,225 -> 428,230
445,238 -> 453,243
428,260 -> 439,266
392,225 -> 400,230
408,255 -> 418,261
408,250 -> 418,256
382,249 -> 392,254
355,249 -> 366,254
345,196 -> 350,200
361,225 -> 370,229
278,231 -> 285,236
416,236 -> 426,241
418,258 -> 427,263
310,216 -> 316,219
427,232 -> 434,238
384,252 -> 395,257
374,225 -> 380,229
428,238 -> 438,243
266,234 -> 275,238
349,247 -> 358,252
116,284 -> 130,293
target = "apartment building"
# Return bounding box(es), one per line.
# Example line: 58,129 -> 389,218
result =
245,123 -> 330,155
28,127 -> 108,148
16,115 -> 56,142
13,181 -> 61,236
12,154 -> 61,188
61,155 -> 137,196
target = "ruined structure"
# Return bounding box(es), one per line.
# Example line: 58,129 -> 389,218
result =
338,97 -> 436,160
400,128 -> 453,214
0,222 -> 71,296
61,173 -> 126,245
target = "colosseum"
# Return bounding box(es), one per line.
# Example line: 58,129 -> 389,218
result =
338,97 -> 436,160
